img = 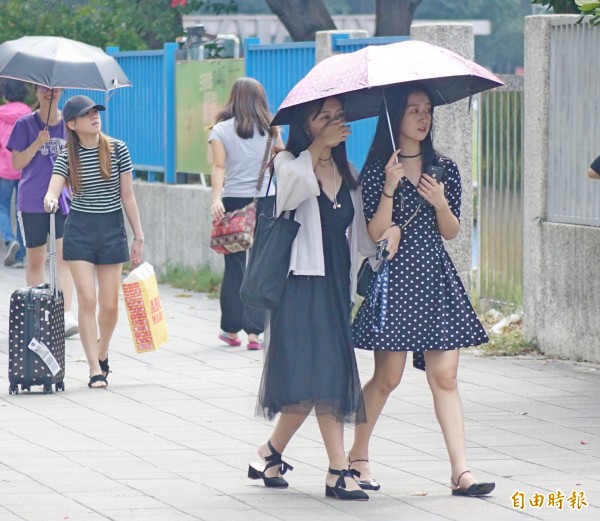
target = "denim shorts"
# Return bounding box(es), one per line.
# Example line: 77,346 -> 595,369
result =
63,209 -> 130,265
19,212 -> 67,248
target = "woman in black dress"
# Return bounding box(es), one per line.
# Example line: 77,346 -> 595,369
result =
349,84 -> 494,497
248,96 -> 372,501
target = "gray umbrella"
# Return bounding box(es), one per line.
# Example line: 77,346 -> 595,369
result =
0,35 -> 131,128
0,36 -> 131,91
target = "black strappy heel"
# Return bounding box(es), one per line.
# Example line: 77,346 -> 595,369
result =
348,458 -> 381,491
325,468 -> 369,501
247,440 -> 293,488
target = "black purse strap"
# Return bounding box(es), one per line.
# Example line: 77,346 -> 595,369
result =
261,158 -> 295,221
254,131 -> 275,194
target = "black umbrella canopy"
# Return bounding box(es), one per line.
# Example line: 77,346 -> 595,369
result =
0,36 -> 131,91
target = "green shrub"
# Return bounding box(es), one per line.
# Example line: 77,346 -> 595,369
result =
159,263 -> 222,297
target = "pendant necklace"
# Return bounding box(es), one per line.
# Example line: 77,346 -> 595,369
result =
319,158 -> 341,209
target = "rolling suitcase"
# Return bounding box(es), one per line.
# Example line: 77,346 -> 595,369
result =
8,211 -> 65,394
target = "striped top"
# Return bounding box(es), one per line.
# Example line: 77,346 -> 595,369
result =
53,140 -> 133,214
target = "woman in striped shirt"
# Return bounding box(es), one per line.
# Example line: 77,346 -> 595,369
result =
44,95 -> 144,389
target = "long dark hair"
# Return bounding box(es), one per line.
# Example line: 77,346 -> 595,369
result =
0,79 -> 29,102
213,77 -> 276,139
284,96 -> 357,190
361,83 -> 440,178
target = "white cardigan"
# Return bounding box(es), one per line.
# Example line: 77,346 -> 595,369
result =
274,150 -> 375,303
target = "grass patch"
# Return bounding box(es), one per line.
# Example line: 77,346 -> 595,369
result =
479,312 -> 541,357
159,263 -> 222,297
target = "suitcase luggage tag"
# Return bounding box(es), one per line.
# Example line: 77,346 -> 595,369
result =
27,338 -> 61,376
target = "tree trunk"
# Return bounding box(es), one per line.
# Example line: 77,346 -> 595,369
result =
265,0 -> 336,41
375,0 -> 422,36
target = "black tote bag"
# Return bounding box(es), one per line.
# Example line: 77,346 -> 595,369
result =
240,165 -> 300,310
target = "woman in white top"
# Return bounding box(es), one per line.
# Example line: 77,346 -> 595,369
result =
209,78 -> 282,350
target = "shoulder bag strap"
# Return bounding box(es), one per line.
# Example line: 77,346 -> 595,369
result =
400,204 -> 421,230
254,131 -> 275,194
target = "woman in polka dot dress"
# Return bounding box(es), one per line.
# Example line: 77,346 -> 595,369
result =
349,84 -> 494,497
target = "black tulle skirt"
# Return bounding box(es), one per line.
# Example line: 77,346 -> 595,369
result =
255,185 -> 366,424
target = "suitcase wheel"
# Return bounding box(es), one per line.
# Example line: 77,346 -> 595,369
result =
43,384 -> 53,395
8,385 -> 18,395
21,385 -> 31,393
55,381 -> 65,392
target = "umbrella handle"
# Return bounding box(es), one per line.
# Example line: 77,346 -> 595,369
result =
382,87 -> 405,189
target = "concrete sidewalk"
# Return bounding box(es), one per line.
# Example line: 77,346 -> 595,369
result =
0,263 -> 598,521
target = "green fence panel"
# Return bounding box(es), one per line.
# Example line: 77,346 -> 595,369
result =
176,59 -> 245,177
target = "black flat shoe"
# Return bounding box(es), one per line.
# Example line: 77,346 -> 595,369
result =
451,470 -> 495,497
88,374 -> 108,388
247,440 -> 293,488
325,468 -> 369,501
348,458 -> 381,491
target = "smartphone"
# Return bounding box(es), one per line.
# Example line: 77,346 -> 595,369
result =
417,165 -> 445,206
376,239 -> 388,261
426,165 -> 445,183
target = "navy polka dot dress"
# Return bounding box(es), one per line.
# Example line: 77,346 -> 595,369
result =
352,157 -> 489,370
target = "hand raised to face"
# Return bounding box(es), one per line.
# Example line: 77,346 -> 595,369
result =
316,119 -> 351,148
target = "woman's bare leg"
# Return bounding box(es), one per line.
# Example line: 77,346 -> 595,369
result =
424,349 -> 478,489
348,351 -> 407,480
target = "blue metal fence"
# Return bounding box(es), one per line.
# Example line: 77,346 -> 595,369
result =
246,35 -> 408,172
62,43 -> 178,183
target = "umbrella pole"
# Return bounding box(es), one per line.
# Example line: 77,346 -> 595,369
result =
382,88 -> 396,151
383,88 -> 405,188
44,89 -> 54,130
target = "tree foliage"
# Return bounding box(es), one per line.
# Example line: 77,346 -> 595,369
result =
0,0 -> 236,50
531,0 -> 579,12
575,0 -> 600,24
417,0 -> 529,74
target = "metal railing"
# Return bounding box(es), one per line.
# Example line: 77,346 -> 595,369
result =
62,43 -> 178,183
476,75 -> 524,311
547,19 -> 600,226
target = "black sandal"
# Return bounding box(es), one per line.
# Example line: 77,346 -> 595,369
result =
325,468 -> 369,501
88,374 -> 108,388
99,357 -> 110,378
247,440 -> 293,488
348,458 -> 381,491
451,470 -> 495,496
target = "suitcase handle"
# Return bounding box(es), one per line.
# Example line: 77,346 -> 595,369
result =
49,209 -> 58,299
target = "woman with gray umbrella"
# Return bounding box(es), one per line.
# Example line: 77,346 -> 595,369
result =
6,84 -> 78,337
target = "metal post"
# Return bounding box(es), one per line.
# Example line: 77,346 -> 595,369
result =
104,46 -> 120,135
164,42 -> 178,184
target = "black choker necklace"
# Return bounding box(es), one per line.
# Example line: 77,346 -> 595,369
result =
398,152 -> 422,158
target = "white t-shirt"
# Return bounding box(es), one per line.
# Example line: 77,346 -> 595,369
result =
208,118 -> 274,198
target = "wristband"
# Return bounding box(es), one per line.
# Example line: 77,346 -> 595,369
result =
382,189 -> 394,198
134,236 -> 145,243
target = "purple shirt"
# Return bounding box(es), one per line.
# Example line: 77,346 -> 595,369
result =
6,111 -> 66,213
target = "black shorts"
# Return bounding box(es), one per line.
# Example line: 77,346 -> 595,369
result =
63,209 -> 130,265
19,212 -> 67,248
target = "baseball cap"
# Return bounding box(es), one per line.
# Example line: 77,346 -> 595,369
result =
62,95 -> 105,122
